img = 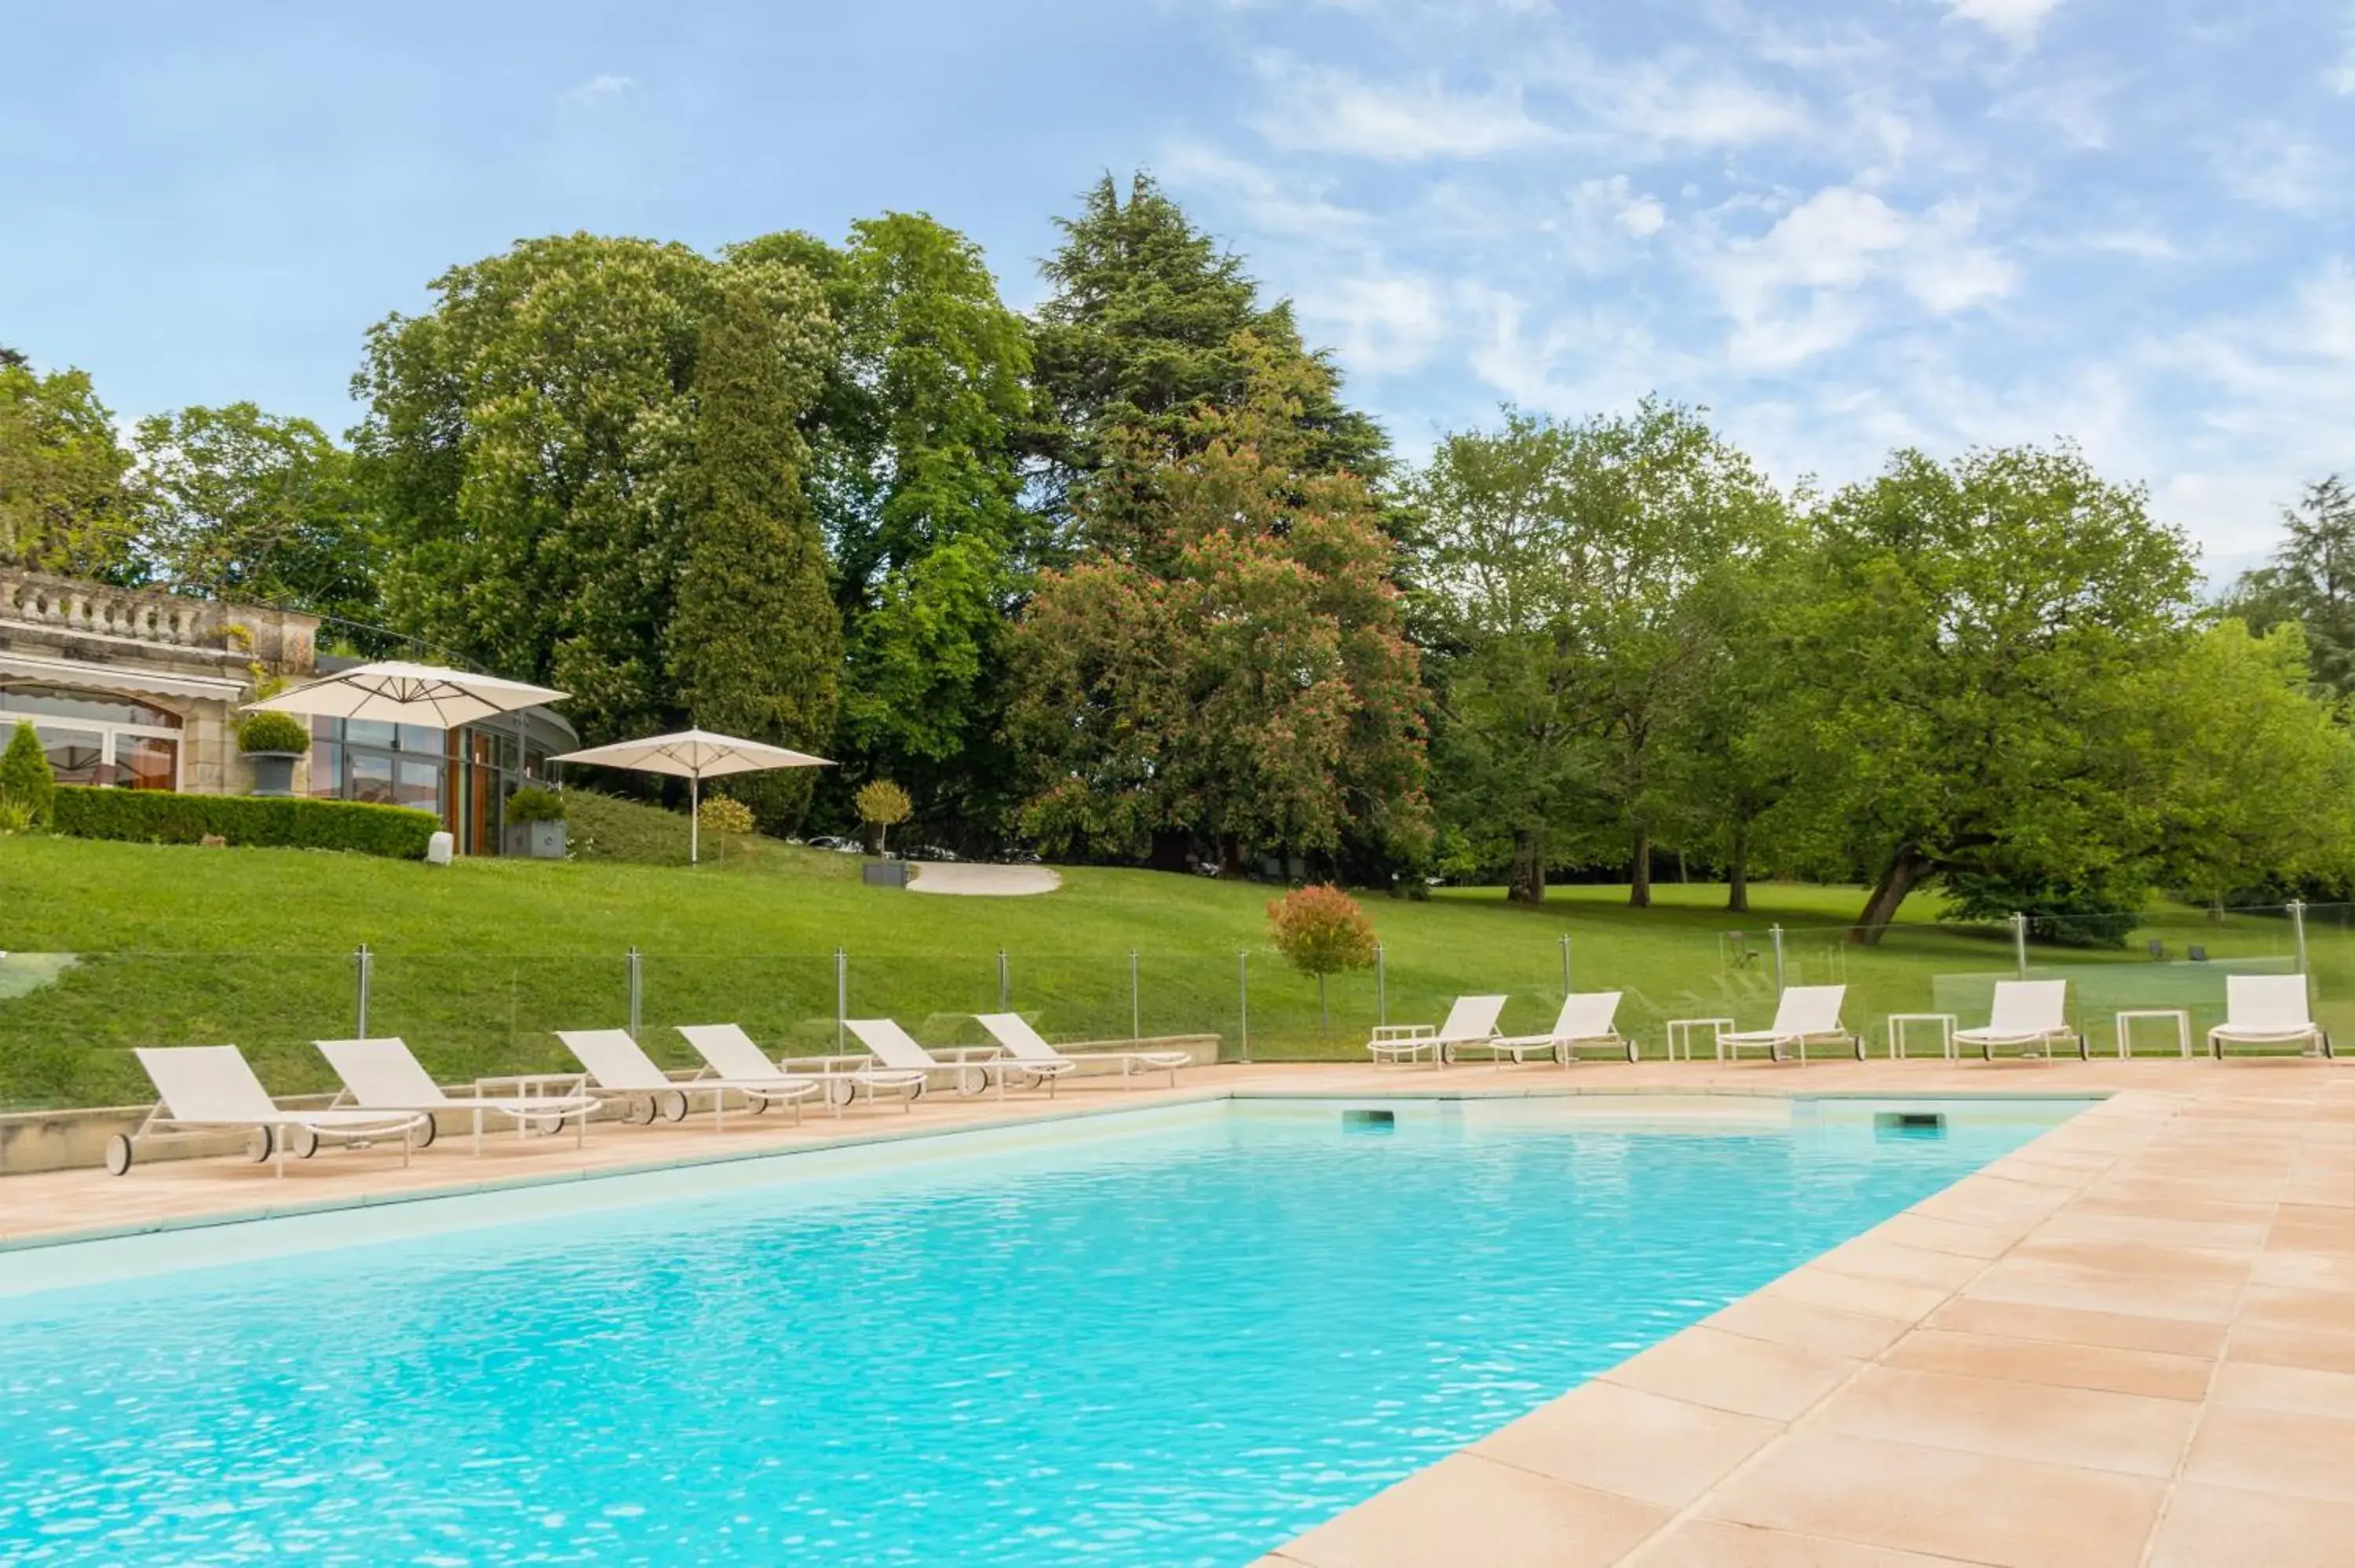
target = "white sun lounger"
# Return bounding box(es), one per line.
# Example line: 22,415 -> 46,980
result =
977,1012 -> 1192,1089
316,1036 -> 596,1153
1367,994 -> 1507,1068
1954,981 -> 2084,1061
2207,975 -> 2332,1059
556,1027 -> 820,1129
109,1045 -> 430,1177
1718,985 -> 1860,1063
839,1017 -> 1017,1097
676,1023 -> 926,1114
1455,991 -> 1634,1067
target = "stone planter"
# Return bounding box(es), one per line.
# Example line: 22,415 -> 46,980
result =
242,750 -> 302,797
861,858 -> 911,888
502,819 -> 568,859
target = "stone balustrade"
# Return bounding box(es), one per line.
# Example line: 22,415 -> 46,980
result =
0,567 -> 316,673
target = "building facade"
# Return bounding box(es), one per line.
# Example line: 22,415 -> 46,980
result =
1,567 -> 568,854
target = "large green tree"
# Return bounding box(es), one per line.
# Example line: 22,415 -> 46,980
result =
732,214 -> 1035,818
1415,402 -> 1787,903
1007,345 -> 1429,868
2222,476 -> 2355,695
130,403 -> 378,626
1783,444 -> 2200,941
354,234 -> 837,749
667,275 -> 842,828
0,358 -> 139,578
1031,173 -> 1388,513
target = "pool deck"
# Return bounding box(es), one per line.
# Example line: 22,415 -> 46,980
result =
5,1056 -> 2350,1566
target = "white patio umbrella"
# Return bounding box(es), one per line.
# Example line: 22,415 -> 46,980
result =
547,729 -> 833,865
243,661 -> 568,727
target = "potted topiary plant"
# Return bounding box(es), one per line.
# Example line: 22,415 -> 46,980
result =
502,785 -> 568,859
235,710 -> 312,797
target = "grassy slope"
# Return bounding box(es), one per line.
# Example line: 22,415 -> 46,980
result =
0,800 -> 2333,1106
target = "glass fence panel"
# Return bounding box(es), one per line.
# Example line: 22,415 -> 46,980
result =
0,950 -> 373,1109
637,954 -> 841,1064
367,951 -> 627,1082
997,954 -> 1140,1046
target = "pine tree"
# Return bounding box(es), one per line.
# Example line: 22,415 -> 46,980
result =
668,275 -> 844,830
0,720 -> 57,824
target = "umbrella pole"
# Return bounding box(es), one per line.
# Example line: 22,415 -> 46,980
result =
690,773 -> 700,866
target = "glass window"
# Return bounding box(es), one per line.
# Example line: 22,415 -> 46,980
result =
345,719 -> 396,749
35,726 -> 106,785
349,753 -> 396,805
396,724 -> 441,754
0,685 -> 181,729
310,742 -> 342,798
396,759 -> 442,812
119,735 -> 177,791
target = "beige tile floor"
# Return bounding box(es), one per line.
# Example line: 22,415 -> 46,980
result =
5,1056 -> 2351,1566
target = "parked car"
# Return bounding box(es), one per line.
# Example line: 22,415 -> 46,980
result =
904,844 -> 960,862
807,835 -> 862,855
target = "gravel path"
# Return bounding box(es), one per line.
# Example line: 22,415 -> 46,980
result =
905,862 -> 1062,896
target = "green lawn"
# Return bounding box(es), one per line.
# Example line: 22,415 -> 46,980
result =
0,802 -> 2339,1108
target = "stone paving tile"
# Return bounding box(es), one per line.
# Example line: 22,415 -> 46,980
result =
2145,1482 -> 2355,1568
2182,1406 -> 2355,1505
1624,1518 -> 1981,1567
1470,1378 -> 1782,1510
2225,1322 -> 2355,1376
1956,1256 -> 2246,1324
1808,1364 -> 2196,1478
2240,1283 -> 2355,1334
2207,1358 -> 2355,1419
1699,1428 -> 2167,1568
1759,1263 -> 1955,1323
1880,1328 -> 2212,1402
1704,1293 -> 1916,1361
1810,1235 -> 1990,1293
1273,1453 -> 1670,1568
1600,1323 -> 1860,1423
1868,1210 -> 2036,1259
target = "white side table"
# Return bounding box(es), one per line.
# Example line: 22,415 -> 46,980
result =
1667,1017 -> 1733,1061
2113,1008 -> 2192,1059
1886,1012 -> 1959,1060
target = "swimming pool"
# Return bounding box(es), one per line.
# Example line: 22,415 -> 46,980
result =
0,1095 -> 2084,1564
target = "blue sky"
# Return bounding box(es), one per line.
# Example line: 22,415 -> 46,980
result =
5,1 -> 2351,569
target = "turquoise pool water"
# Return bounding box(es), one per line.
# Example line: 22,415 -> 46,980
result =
0,1096 -> 2080,1564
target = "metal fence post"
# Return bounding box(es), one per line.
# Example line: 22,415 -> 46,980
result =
2290,899 -> 2309,992
354,943 -> 371,1039
1375,942 -> 1387,1026
1560,932 -> 1572,997
1768,925 -> 1784,992
834,946 -> 847,1051
626,946 -> 641,1040
997,949 -> 1010,1012
2011,912 -> 2028,979
1129,950 -> 1141,1039
1238,950 -> 1251,1064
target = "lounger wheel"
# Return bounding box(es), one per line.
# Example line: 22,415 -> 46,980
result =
657,1091 -> 690,1124
289,1125 -> 321,1160
250,1127 -> 276,1162
955,1065 -> 989,1096
105,1133 -> 134,1176
622,1096 -> 653,1125
826,1078 -> 857,1109
744,1094 -> 770,1116
414,1116 -> 437,1150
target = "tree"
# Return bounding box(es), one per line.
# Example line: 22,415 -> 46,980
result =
1415,402 -> 1787,903
735,215 -> 1037,820
0,720 -> 56,825
354,234 -> 835,748
1031,173 -> 1388,512
130,403 -> 378,625
1006,345 -> 1429,870
1267,884 -> 1378,1026
667,274 -> 842,830
854,778 -> 912,855
1781,444 -> 2199,941
2222,476 -> 2355,695
0,359 -> 139,578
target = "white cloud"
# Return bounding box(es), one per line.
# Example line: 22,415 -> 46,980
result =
1248,55 -> 1557,159
1304,273 -> 1448,376
1551,176 -> 1667,271
562,74 -> 635,103
2329,14 -> 2355,93
1534,47 -> 1812,149
1944,0 -> 2063,47
2211,126 -> 2333,212
1702,187 -> 2014,368
1158,143 -> 1369,236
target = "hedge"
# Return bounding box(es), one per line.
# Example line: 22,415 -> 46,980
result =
51,786 -> 441,859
